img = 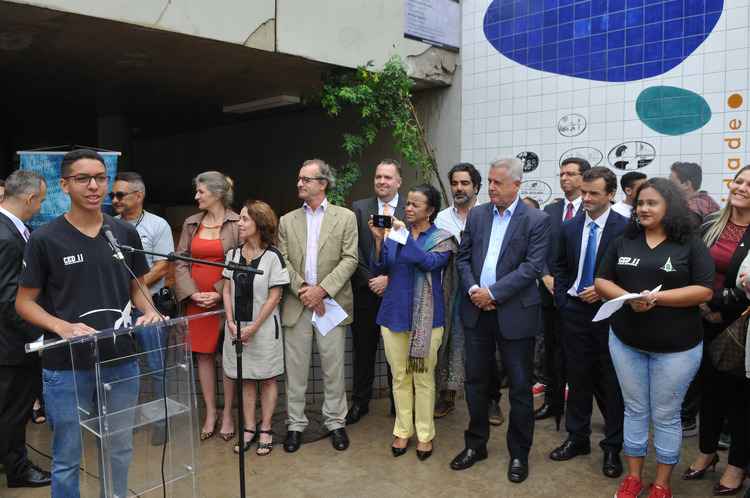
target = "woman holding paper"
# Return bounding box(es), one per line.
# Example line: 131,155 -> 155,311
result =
684,165 -> 750,495
595,178 -> 714,498
221,200 -> 289,455
370,184 -> 456,461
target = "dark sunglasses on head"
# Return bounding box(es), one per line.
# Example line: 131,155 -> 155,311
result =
108,191 -> 136,200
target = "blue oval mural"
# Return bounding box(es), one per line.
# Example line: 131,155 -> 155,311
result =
636,86 -> 712,135
483,0 -> 724,82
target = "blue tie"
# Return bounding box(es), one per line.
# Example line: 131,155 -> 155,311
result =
577,222 -> 598,293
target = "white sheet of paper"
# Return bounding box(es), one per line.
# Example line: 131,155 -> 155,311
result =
387,226 -> 409,245
312,298 -> 349,336
592,285 -> 662,322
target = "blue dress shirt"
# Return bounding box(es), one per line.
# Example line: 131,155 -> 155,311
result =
372,225 -> 452,332
479,196 -> 520,291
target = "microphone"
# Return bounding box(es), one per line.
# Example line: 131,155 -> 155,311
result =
102,224 -> 125,261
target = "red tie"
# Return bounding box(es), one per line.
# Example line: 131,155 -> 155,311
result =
564,202 -> 574,221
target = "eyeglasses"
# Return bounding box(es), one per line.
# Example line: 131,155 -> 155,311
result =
108,191 -> 136,200
63,174 -> 109,186
297,176 -> 325,184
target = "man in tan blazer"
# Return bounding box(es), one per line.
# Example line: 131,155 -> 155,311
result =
278,159 -> 358,453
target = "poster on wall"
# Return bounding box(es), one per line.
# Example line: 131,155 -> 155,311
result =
463,0 -> 750,207
18,149 -> 119,230
404,0 -> 460,51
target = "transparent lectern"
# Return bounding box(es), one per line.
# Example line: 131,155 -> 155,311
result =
30,310 -> 224,498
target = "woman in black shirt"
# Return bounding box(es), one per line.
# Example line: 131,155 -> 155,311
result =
596,178 -> 714,498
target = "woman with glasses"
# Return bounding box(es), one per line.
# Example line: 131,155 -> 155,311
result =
175,171 -> 240,442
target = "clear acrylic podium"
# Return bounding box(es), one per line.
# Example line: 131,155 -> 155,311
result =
32,310 -> 224,498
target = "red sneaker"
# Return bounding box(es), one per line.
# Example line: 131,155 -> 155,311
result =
532,383 -> 545,397
615,476 -> 644,498
646,484 -> 672,498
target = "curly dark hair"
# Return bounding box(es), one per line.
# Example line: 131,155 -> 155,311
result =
243,199 -> 279,248
624,177 -> 695,244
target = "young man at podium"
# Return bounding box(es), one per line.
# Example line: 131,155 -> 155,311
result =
15,149 -> 162,498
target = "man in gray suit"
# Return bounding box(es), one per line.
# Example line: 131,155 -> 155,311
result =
450,158 -> 550,484
347,159 -> 405,424
278,159 -> 358,453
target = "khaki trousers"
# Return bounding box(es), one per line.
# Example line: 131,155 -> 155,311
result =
381,326 -> 444,443
284,309 -> 347,432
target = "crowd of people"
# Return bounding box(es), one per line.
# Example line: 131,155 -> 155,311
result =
0,149 -> 749,498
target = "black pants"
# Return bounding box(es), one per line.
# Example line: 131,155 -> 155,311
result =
351,287 -> 392,406
698,332 -> 750,467
541,303 -> 563,410
560,299 -> 623,453
464,311 -> 535,460
0,364 -> 35,478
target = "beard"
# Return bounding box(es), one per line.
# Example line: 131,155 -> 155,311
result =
453,192 -> 472,206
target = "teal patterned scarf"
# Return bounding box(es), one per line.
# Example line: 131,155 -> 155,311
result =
408,228 -> 457,373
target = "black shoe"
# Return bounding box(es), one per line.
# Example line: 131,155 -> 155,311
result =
549,439 -> 591,461
416,442 -> 433,461
534,403 -> 554,420
345,404 -> 369,425
449,448 -> 487,470
284,430 -> 302,453
508,458 -> 529,483
392,446 -> 407,457
330,428 -> 349,451
602,451 -> 623,478
7,464 -> 51,488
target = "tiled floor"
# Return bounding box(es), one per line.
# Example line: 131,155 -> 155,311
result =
3,396 -> 723,498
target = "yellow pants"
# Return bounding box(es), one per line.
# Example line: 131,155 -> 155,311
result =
381,326 -> 444,443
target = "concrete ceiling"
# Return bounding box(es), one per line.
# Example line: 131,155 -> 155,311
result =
0,1 -> 331,133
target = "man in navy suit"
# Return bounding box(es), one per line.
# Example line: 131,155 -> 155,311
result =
536,157 -> 590,420
450,158 -> 550,483
548,167 -> 627,478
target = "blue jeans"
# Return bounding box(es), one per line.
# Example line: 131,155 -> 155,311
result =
135,325 -> 167,402
43,361 -> 139,498
608,331 -> 701,465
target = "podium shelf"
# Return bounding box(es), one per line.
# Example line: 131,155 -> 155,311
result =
80,397 -> 191,438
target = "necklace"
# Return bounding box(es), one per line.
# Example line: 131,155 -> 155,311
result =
242,244 -> 265,261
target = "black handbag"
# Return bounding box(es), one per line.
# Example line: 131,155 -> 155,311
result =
152,287 -> 178,317
709,306 -> 750,377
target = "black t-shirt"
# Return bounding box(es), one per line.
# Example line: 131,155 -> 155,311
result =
596,233 -> 714,353
19,214 -> 148,370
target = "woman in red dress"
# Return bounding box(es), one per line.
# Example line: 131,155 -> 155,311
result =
175,171 -> 239,441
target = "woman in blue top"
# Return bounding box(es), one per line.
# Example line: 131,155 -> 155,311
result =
370,183 -> 457,461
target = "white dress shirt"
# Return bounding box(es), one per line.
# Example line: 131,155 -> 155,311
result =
611,200 -> 633,219
568,208 -> 610,296
562,196 -> 583,221
0,206 -> 29,241
377,193 -> 399,216
303,198 -> 328,285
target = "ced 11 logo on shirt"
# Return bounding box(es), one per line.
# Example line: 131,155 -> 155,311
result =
618,257 -> 640,267
63,253 -> 84,266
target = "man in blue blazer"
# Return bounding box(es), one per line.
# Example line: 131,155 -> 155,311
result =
548,167 -> 627,478
450,158 -> 550,483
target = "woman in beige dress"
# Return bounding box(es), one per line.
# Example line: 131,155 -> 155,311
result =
222,200 -> 289,456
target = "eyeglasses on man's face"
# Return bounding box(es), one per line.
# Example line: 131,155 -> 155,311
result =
63,174 -> 109,186
297,176 -> 325,184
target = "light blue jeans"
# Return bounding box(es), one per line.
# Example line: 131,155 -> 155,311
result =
44,361 -> 139,498
608,330 -> 702,465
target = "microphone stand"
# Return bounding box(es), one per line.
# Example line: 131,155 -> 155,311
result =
119,245 -> 261,498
